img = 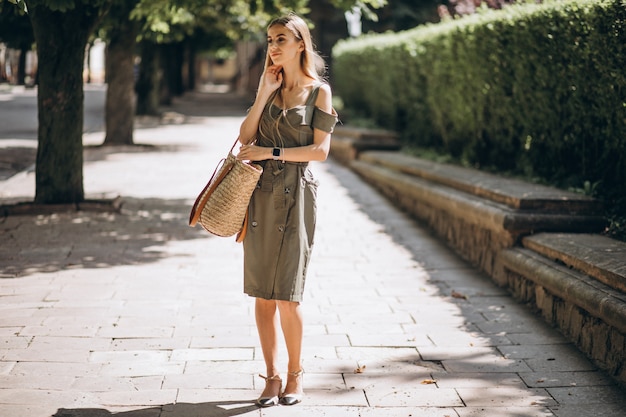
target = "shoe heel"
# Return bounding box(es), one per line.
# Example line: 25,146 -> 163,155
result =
280,369 -> 304,406
255,374 -> 282,408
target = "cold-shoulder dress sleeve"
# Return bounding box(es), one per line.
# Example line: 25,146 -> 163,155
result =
311,106 -> 338,133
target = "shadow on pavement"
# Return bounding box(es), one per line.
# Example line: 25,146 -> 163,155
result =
52,401 -> 258,417
0,196 -> 212,278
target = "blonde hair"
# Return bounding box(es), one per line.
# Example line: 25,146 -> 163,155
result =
259,13 -> 326,148
264,13 -> 325,80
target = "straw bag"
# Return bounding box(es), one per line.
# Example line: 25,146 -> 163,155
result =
189,140 -> 262,242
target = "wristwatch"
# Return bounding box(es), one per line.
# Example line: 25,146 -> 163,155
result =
272,147 -> 281,161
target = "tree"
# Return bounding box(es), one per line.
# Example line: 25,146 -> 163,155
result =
100,0 -> 140,145
13,0 -> 109,204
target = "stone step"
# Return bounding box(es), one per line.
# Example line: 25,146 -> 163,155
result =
358,151 -> 602,215
496,247 -> 626,382
523,233 -> 626,293
330,126 -> 401,164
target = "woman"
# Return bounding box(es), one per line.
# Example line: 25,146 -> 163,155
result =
236,13 -> 338,407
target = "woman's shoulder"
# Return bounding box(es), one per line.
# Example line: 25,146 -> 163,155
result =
313,82 -> 332,111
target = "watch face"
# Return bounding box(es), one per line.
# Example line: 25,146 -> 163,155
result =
273,148 -> 280,157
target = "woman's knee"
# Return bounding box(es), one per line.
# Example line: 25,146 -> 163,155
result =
276,300 -> 300,314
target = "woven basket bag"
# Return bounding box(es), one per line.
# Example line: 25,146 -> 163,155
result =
189,141 -> 262,241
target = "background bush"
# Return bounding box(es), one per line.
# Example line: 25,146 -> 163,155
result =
332,0 -> 626,238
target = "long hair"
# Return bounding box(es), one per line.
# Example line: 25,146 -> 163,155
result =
264,13 -> 325,81
259,13 -> 326,148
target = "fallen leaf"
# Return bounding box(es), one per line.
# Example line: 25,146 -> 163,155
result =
354,365 -> 366,374
451,290 -> 468,300
536,379 -> 545,383
421,379 -> 437,385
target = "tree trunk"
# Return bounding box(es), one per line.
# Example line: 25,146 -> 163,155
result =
160,42 -> 184,105
26,1 -> 105,204
136,41 -> 161,116
17,47 -> 27,85
186,39 -> 196,92
103,15 -> 138,145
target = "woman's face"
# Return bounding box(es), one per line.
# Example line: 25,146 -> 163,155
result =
267,24 -> 303,66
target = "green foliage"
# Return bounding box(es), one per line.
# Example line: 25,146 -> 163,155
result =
333,0 -> 626,238
0,1 -> 34,48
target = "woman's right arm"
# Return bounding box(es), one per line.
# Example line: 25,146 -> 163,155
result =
238,65 -> 283,145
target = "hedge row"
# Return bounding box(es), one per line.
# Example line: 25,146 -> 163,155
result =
332,0 -> 626,218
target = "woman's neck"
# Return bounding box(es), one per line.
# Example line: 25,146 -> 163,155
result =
280,64 -> 308,90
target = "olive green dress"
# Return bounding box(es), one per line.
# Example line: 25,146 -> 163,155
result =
243,83 -> 338,302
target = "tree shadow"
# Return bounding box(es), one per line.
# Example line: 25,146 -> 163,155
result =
52,401 -> 258,417
0,196 -> 213,278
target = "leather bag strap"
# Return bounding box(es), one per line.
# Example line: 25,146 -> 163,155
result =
188,157 -> 234,227
235,207 -> 249,243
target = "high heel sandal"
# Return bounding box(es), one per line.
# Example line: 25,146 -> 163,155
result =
280,369 -> 304,406
256,374 -> 282,407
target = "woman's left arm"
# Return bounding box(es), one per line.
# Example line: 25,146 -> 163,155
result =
237,84 -> 335,162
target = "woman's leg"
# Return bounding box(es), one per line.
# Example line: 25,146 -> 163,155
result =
255,298 -> 282,399
277,300 -> 304,397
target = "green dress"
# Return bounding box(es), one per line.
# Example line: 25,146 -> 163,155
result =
243,83 -> 338,302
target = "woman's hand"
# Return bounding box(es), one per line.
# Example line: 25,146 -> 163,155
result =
237,144 -> 270,161
259,65 -> 283,95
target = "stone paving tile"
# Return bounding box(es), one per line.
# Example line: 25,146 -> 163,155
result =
0,374 -> 75,390
344,371 -> 436,390
111,337 -> 192,351
518,370 -> 616,388
365,386 -> 463,407
523,354 -> 598,373
96,325 -> 175,339
10,361 -> 102,377
92,389 -> 178,407
2,347 -> 91,363
497,342 -> 586,360
71,376 -> 164,392
0,336 -> 31,349
361,408 -> 460,417
28,335 -> 113,351
19,324 -> 100,338
455,406 -> 555,417
425,330 -> 512,348
170,347 -> 254,361
0,388 -> 94,406
99,361 -> 185,377
305,388 -> 369,406
418,346 -> 501,361
432,372 -> 527,388
161,401 -> 260,417
164,373 -> 254,390
441,357 -> 533,373
348,332 -> 433,347
0,404 -> 59,417
0,361 -> 16,375
90,350 -> 171,363
546,385 -> 626,405
456,387 -> 557,407
550,403 -> 626,417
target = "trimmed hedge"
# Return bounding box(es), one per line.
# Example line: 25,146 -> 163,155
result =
333,0 -> 626,229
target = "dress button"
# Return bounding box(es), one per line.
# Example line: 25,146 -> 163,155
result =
252,221 -> 258,227
278,225 -> 284,232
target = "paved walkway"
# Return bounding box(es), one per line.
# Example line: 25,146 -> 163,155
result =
0,88 -> 624,417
